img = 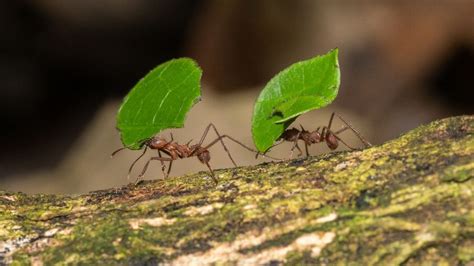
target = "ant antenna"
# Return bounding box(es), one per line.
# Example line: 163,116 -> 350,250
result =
111,147 -> 127,157
126,146 -> 148,180
255,140 -> 285,159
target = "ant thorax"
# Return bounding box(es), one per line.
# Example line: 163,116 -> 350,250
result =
300,131 -> 317,144
307,131 -> 322,144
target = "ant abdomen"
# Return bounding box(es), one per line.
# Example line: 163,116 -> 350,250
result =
197,150 -> 210,164
326,132 -> 338,150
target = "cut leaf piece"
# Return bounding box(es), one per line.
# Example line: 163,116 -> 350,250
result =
251,49 -> 340,152
117,58 -> 202,149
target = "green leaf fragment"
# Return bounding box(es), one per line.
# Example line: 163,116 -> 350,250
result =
117,58 -> 202,149
251,49 -> 340,152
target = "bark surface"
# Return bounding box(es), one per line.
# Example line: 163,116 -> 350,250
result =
1,115 -> 473,265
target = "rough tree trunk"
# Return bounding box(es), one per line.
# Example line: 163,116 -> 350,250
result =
1,115 -> 473,265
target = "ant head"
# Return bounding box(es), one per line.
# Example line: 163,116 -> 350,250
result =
148,136 -> 169,149
280,128 -> 300,141
288,128 -> 300,134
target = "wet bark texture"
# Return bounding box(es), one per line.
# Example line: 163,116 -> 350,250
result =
1,116 -> 473,265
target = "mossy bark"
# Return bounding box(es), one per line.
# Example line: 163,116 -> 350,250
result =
1,116 -> 473,265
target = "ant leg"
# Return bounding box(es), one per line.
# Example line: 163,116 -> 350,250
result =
256,140 -> 285,159
295,143 -> 303,157
204,161 -> 218,184
138,156 -> 173,181
335,113 -> 372,147
334,126 -> 349,135
111,147 -> 127,157
223,135 -> 281,160
327,112 -> 336,131
325,112 -> 347,139
297,126 -> 310,156
167,160 -> 173,177
170,132 -> 174,141
197,123 -> 237,167
126,146 -> 148,180
200,123 -> 282,161
295,132 -> 303,157
289,140 -> 303,158
289,141 -> 297,159
204,135 -> 281,161
157,150 -> 168,178
333,133 -> 357,150
294,132 -> 304,157
323,127 -> 357,150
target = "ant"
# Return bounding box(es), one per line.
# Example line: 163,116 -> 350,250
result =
262,112 -> 372,158
112,123 -> 278,184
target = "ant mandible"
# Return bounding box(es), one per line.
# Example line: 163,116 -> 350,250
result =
264,112 -> 372,158
112,123 -> 278,184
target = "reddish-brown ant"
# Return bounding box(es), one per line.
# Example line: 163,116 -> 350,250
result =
112,123 -> 278,184
262,112 -> 372,158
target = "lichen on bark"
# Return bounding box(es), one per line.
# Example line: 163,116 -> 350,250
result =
1,115 -> 473,265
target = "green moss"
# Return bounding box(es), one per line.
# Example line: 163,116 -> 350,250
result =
2,115 -> 473,265
457,240 -> 474,262
441,161 -> 474,183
